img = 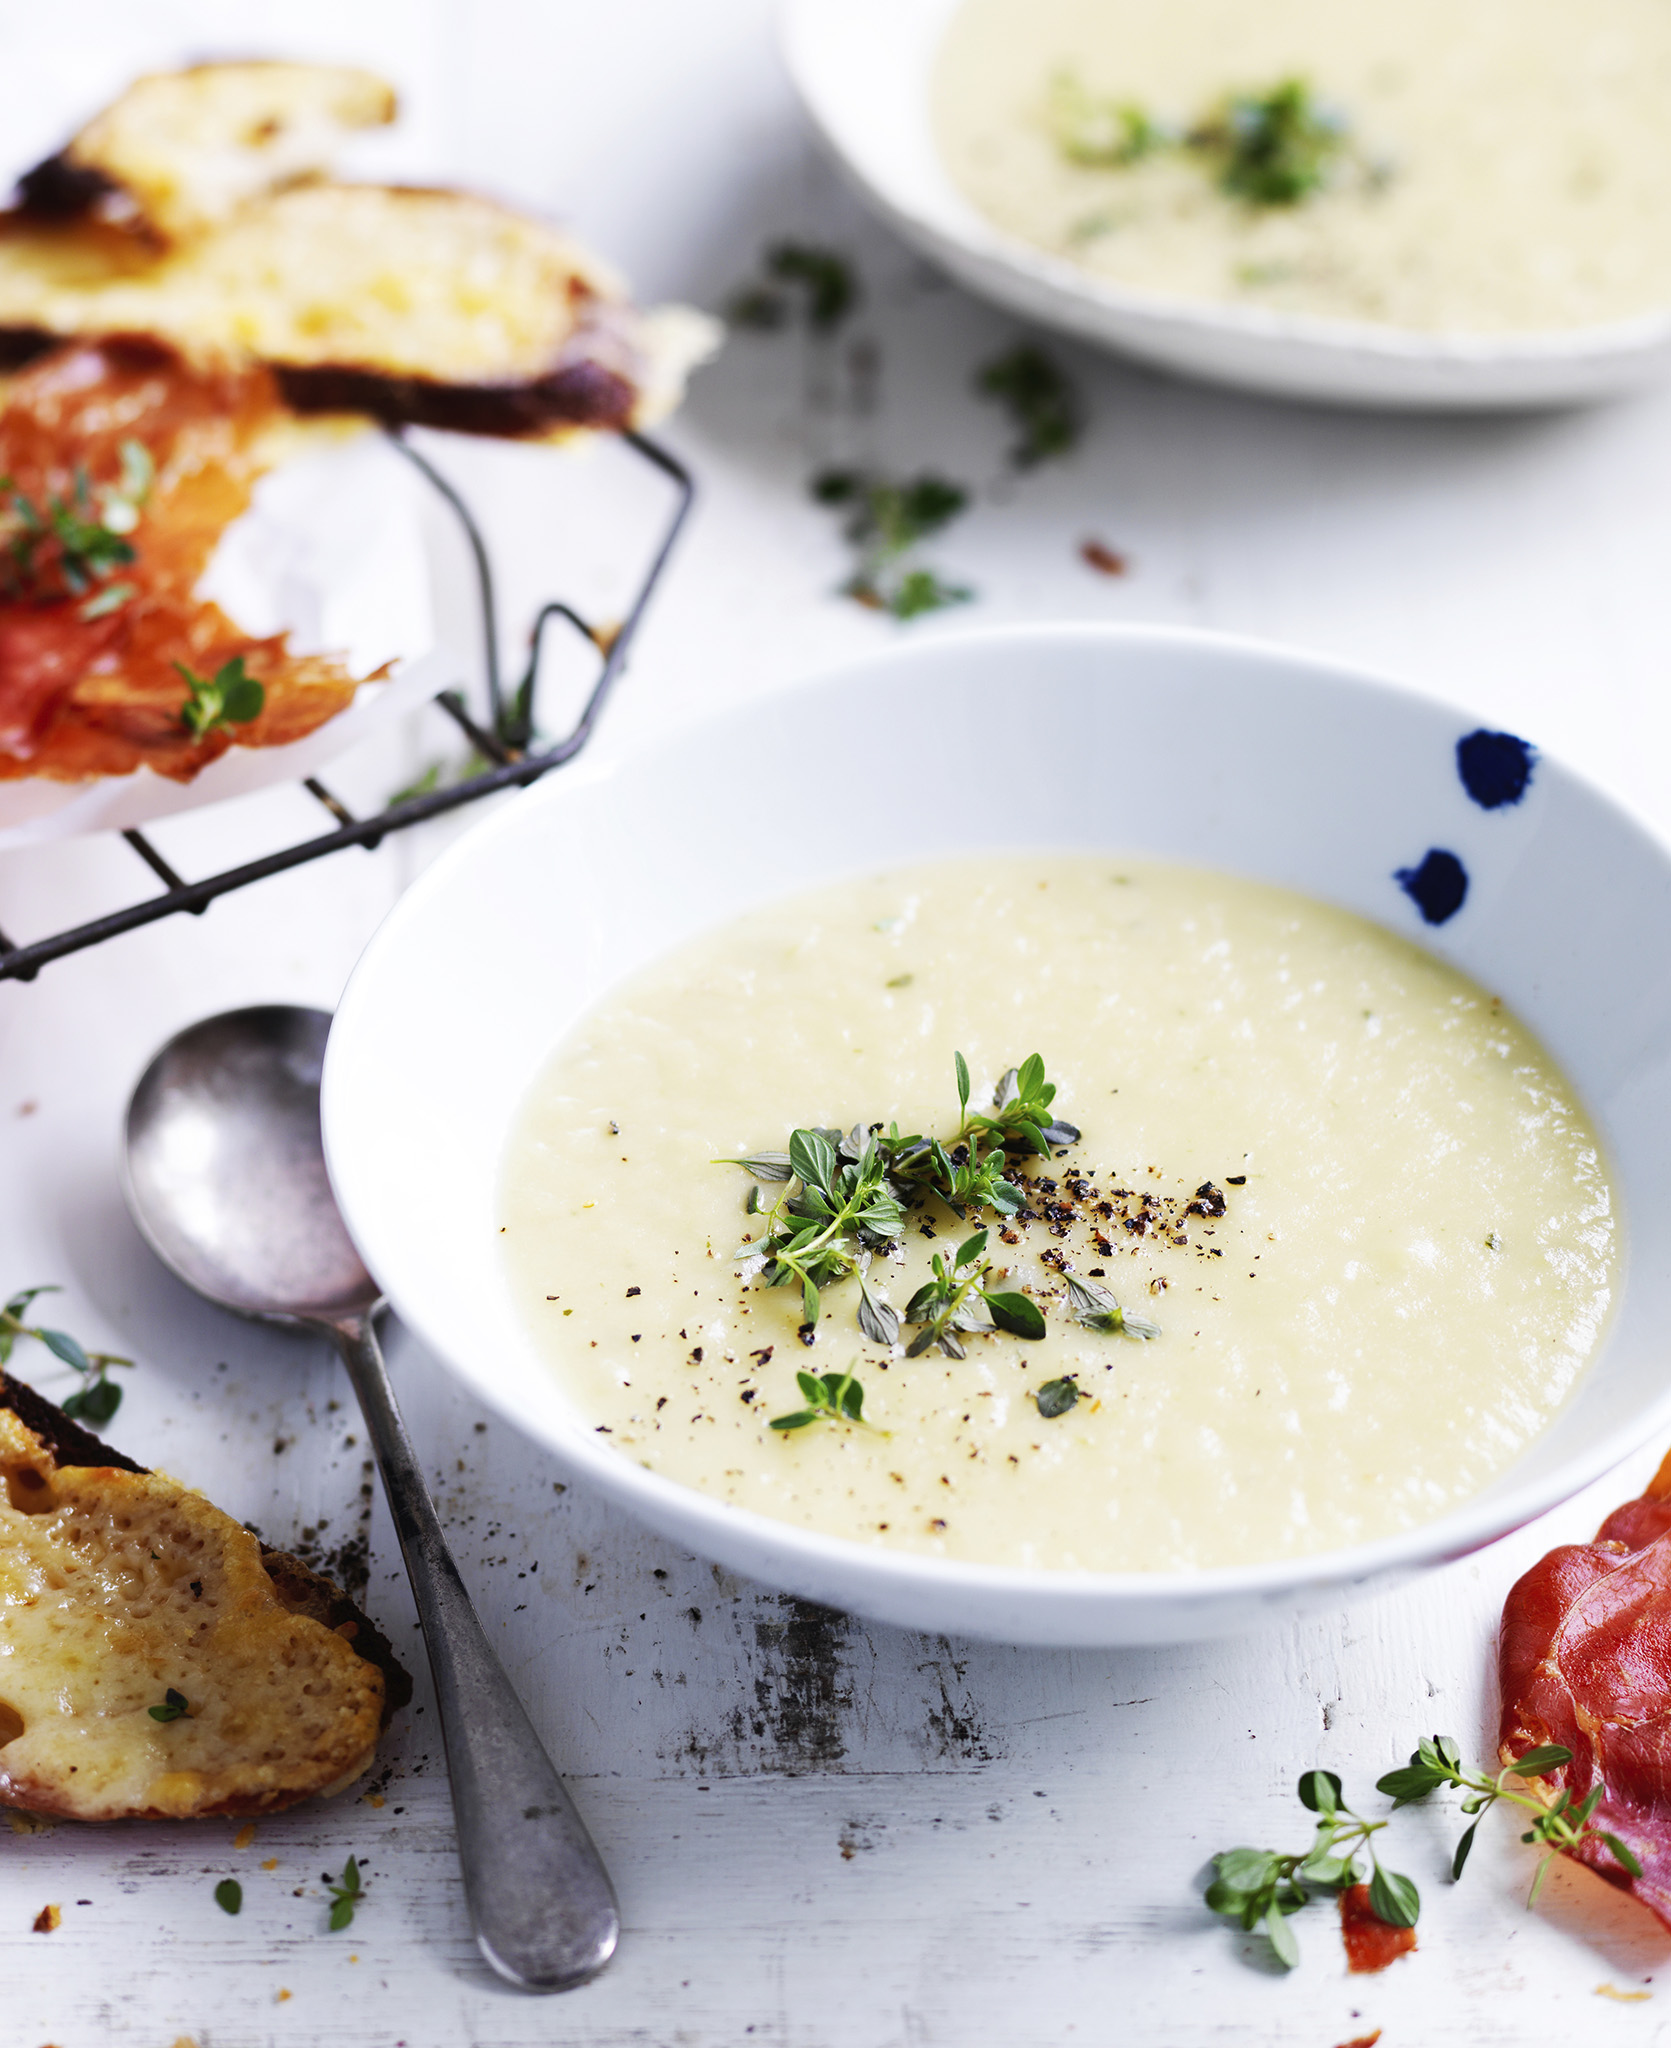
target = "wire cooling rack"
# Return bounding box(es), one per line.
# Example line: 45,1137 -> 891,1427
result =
0,429 -> 693,983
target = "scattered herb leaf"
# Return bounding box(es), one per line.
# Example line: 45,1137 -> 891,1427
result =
1034,1375 -> 1079,1418
1065,1273 -> 1161,1341
148,1688 -> 190,1723
326,1856 -> 364,1932
727,242 -> 858,334
176,655 -> 265,739
975,345 -> 1082,467
214,1879 -> 242,1915
811,468 -> 974,619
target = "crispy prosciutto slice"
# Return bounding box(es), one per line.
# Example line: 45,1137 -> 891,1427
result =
1498,1446 -> 1671,1926
0,337 -> 364,782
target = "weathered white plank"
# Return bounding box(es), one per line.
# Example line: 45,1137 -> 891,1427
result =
8,4 -> 1671,2043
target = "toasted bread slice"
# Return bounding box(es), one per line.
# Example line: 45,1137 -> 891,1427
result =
0,181 -> 719,437
18,62 -> 397,245
0,1371 -> 409,1821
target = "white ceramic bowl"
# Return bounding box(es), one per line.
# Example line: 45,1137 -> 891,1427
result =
324,624 -> 1671,1644
780,0 -> 1671,412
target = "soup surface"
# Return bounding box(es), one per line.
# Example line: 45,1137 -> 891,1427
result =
934,0 -> 1671,333
501,856 -> 1618,1573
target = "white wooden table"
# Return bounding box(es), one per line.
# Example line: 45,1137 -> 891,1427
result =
7,5 -> 1671,2042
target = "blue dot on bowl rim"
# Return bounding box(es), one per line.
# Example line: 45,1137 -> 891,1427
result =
1396,848 -> 1468,926
1457,729 -> 1536,810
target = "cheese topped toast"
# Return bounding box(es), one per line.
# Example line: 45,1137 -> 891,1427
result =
0,1372 -> 409,1821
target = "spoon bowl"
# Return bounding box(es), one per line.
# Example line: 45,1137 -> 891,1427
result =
124,1006 -> 377,1326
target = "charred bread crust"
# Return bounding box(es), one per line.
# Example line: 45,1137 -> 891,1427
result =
0,1367 -> 407,1707
14,156 -> 128,226
258,1549 -> 413,1729
274,357 -> 637,437
0,1368 -> 145,1474
14,63 -> 399,247
0,177 -> 719,441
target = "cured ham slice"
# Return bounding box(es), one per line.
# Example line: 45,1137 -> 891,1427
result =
1498,1445 -> 1671,1926
0,337 -> 365,782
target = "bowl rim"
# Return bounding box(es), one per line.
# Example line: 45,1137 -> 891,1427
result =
778,0 -> 1671,384
326,619 -> 1671,1618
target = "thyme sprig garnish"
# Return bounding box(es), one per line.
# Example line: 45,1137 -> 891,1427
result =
810,469 -> 973,619
727,1124 -> 906,1328
1377,1735 -> 1642,1906
769,1368 -> 881,1434
176,654 -> 265,739
0,1284 -> 133,1425
1048,70 -> 1357,211
1210,1735 -> 1644,1972
903,1228 -> 1045,1358
1192,79 -> 1349,207
720,1053 -> 1089,1339
0,438 -> 154,617
1208,1769 -> 1419,1971
326,1855 -> 365,1931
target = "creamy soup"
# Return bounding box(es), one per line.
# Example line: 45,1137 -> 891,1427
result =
501,856 -> 1618,1573
934,0 -> 1671,333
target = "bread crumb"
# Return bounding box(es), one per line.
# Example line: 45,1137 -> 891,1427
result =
276,1989 -> 292,2003
363,1792 -> 385,1807
261,1857 -> 278,1870
32,1903 -> 61,1932
233,1822 -> 256,1850
1597,1983 -> 1652,2003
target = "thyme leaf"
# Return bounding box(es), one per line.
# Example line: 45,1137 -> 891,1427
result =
176,655 -> 265,739
326,1856 -> 365,1933
148,1688 -> 190,1723
214,1879 -> 242,1915
0,1284 -> 133,1423
1065,1273 -> 1161,1340
0,437 -> 153,607
1034,1375 -> 1079,1418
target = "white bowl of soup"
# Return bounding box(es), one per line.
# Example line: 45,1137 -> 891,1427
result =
324,624 -> 1671,1644
781,0 -> 1671,410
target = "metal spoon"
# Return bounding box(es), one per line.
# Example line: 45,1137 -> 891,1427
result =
121,1004 -> 619,1993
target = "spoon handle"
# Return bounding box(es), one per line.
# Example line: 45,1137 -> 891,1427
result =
334,1313 -> 619,1991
